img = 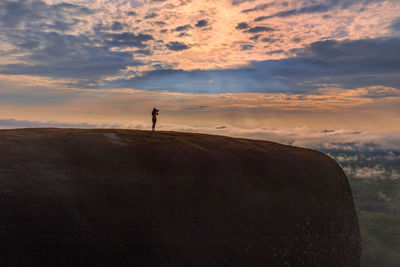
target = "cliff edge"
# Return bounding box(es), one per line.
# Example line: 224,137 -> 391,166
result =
0,129 -> 360,266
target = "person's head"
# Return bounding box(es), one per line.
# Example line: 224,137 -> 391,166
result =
153,107 -> 159,112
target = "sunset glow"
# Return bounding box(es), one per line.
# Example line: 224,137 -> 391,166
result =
2,2 -> 400,264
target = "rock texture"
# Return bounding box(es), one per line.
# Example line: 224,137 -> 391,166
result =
0,129 -> 360,266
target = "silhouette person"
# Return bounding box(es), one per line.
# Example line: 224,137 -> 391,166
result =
152,108 -> 159,132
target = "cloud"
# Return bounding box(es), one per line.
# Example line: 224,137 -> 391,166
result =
106,32 -> 154,48
261,37 -> 278,43
195,20 -> 208,27
247,37 -> 400,91
254,0 -> 383,22
177,32 -> 188,37
134,49 -> 153,55
0,0 -> 94,28
249,34 -> 261,41
144,12 -> 159,19
266,49 -> 284,55
242,3 -> 276,13
235,22 -> 250,30
390,17 -> 400,32
244,26 -> 275,33
180,105 -> 209,110
216,125 -> 228,129
232,0 -> 256,5
286,37 -> 400,87
166,41 -> 190,51
16,40 -> 40,49
212,126 -> 400,151
0,1 -> 154,83
174,24 -> 192,31
155,21 -> 167,26
0,31 -> 144,80
52,2 -> 94,15
107,67 -> 287,93
0,117 -> 149,130
107,37 -> 400,93
255,4 -> 332,21
127,11 -> 137,16
241,44 -> 254,50
0,0 -> 399,93
0,118 -> 97,129
292,37 -> 302,43
111,21 -> 124,31
343,165 -> 400,181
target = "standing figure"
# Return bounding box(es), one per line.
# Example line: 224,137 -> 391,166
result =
152,108 -> 159,132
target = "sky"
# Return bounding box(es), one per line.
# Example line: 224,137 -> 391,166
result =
0,0 -> 400,150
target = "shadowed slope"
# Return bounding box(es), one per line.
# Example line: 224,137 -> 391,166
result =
0,128 -> 360,266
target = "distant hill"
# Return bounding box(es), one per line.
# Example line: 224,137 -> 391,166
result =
0,128 -> 360,266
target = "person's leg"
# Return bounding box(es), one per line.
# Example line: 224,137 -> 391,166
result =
152,119 -> 156,131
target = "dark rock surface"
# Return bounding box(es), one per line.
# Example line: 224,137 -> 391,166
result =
0,129 -> 360,266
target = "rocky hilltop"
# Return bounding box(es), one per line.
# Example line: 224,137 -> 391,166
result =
0,129 -> 360,266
